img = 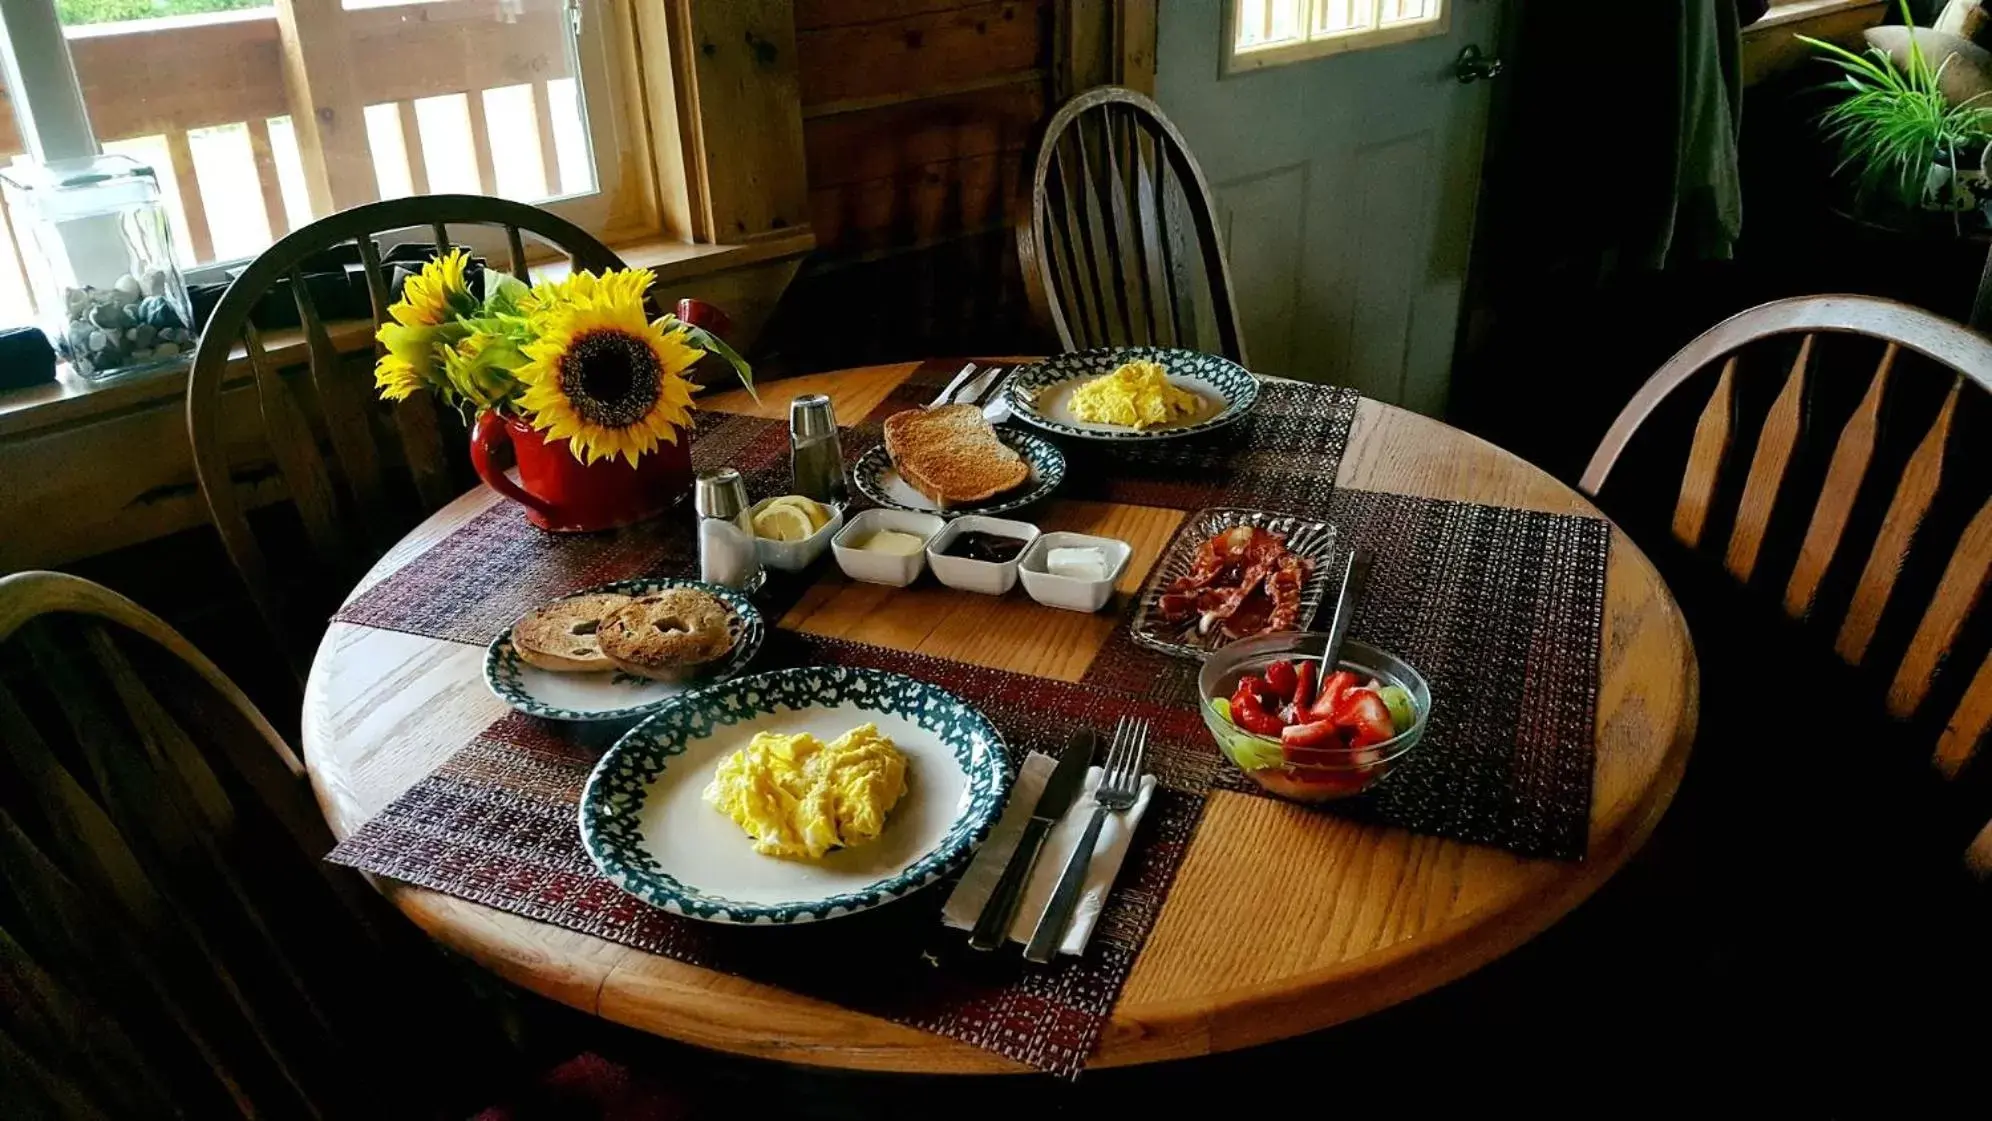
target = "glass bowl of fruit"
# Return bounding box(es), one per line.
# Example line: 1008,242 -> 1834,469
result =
1197,632 -> 1429,803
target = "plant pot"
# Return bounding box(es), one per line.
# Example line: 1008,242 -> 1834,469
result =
470,412 -> 692,533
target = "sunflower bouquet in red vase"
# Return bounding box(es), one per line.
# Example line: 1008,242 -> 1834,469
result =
373,250 -> 752,532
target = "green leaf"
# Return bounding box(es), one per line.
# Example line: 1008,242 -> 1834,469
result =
675,322 -> 759,403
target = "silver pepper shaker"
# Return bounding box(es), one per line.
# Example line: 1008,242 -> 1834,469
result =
789,393 -> 848,506
694,467 -> 764,592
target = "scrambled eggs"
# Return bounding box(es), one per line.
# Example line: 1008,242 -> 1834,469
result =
702,723 -> 909,859
1068,360 -> 1202,430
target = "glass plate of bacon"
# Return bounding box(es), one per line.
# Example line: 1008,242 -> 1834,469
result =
1129,508 -> 1339,660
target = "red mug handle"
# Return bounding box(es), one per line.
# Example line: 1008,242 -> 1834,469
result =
676,297 -> 730,339
470,411 -> 556,521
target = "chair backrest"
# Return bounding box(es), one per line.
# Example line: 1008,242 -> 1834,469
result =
1582,295 -> 1992,803
0,571 -> 503,1118
187,194 -> 626,662
1018,86 -> 1247,364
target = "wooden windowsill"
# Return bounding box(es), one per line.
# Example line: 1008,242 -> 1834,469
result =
0,228 -> 815,441
1743,0 -> 1887,85
1750,0 -> 1883,32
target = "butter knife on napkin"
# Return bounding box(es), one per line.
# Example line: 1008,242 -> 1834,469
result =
945,746 -> 1156,957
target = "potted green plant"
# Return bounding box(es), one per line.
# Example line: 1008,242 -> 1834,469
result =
1803,1 -> 1992,212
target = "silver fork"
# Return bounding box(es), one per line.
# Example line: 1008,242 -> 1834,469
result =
1023,716 -> 1148,963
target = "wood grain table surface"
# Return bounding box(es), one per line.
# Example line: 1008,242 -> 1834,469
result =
302,361 -> 1699,1073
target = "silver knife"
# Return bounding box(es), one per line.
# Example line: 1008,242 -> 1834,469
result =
928,362 -> 978,408
967,730 -> 1096,951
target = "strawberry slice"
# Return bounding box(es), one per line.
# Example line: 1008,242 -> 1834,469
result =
1263,660 -> 1298,700
1332,689 -> 1396,743
1306,670 -> 1358,723
1293,660 -> 1317,710
1279,720 -> 1344,750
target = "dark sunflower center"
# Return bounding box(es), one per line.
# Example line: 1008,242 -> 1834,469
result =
557,329 -> 663,428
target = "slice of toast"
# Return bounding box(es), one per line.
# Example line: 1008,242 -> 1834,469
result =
882,404 -> 1030,507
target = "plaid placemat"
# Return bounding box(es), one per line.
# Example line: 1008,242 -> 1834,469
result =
1082,489 -> 1611,860
328,632 -> 1212,1080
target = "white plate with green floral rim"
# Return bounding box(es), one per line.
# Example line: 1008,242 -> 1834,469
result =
1005,345 -> 1260,441
579,666 -> 1011,924
851,426 -> 1066,518
483,578 -> 764,723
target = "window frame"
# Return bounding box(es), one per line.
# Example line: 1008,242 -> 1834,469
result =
1221,0 -> 1451,76
0,0 -> 662,288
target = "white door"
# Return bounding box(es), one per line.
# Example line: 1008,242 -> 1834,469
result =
1156,0 -> 1505,414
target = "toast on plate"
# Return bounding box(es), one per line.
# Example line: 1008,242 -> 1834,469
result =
882,404 -> 1030,508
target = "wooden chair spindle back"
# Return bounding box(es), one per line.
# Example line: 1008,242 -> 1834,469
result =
187,195 -> 626,663
1582,295 -> 1992,856
1019,87 -> 1247,364
0,571 -> 504,1117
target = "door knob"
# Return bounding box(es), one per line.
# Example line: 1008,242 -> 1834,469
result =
1455,44 -> 1505,84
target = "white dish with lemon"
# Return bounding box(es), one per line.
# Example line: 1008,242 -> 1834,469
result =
580,666 -> 1011,923
747,494 -> 843,572
1004,345 -> 1259,442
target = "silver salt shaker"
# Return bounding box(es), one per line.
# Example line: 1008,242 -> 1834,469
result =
789,393 -> 848,506
694,467 -> 764,592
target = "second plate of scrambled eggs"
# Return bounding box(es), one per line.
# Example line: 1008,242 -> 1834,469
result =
1004,345 -> 1259,442
579,666 -> 1011,924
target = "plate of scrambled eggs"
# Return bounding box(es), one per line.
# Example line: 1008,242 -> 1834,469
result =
1004,346 -> 1259,442
580,666 -> 1011,924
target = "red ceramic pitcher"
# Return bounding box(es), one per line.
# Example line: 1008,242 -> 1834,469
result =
468,298 -> 728,533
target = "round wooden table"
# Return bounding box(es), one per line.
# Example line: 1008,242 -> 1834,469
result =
304,362 -> 1698,1073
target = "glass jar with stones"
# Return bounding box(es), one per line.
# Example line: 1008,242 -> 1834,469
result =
0,154 -> 198,382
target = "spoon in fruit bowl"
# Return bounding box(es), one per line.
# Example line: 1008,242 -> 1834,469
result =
1316,546 -> 1372,678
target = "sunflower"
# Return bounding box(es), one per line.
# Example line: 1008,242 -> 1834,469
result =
374,322 -> 454,402
440,330 -> 528,410
518,266 -> 652,325
388,249 -> 478,328
514,274 -> 703,465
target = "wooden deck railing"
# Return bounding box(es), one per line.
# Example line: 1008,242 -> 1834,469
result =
0,3 -> 573,272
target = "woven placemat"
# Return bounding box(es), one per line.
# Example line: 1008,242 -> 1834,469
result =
333,366 -> 1358,645
1082,489 -> 1610,860
328,630 -> 1215,1080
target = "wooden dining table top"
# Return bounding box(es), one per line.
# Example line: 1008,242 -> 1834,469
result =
302,360 -> 1698,1073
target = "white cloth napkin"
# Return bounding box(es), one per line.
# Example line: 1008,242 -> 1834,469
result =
941,751 -> 1156,956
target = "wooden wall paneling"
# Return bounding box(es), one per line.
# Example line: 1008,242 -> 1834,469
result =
802,81 -> 1046,192
678,0 -> 810,242
796,1 -> 1047,111
809,152 -> 1027,254
1054,0 -> 1159,97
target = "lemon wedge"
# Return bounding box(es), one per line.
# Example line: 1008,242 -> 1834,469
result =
764,495 -> 829,530
753,503 -> 815,542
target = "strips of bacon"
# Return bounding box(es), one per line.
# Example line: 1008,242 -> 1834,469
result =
1156,525 -> 1312,641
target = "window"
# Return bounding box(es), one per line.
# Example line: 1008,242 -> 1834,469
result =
0,0 -> 656,328
1227,0 -> 1449,73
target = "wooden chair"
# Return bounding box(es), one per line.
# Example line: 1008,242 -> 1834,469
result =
186,194 -> 626,664
0,570 -> 512,1118
1017,86 -> 1248,363
1581,294 -> 1992,869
